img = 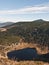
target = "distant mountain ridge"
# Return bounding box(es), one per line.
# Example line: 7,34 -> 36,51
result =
0,22 -> 14,27
33,19 -> 46,22
0,19 -> 48,28
3,19 -> 48,28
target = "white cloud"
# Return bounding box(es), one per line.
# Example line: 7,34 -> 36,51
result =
0,17 -> 19,22
0,6 -> 49,15
0,17 -> 33,22
0,2 -> 49,22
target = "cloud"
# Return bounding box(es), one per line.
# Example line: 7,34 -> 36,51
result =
0,17 -> 33,22
0,5 -> 49,15
0,2 -> 49,22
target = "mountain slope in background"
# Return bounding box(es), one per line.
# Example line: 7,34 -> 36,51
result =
0,22 -> 14,27
0,19 -> 49,49
4,19 -> 49,29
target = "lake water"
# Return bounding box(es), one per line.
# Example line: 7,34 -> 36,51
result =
7,48 -> 49,62
7,48 -> 38,60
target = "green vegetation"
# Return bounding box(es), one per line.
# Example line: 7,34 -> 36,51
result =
0,32 -> 21,45
0,19 -> 49,48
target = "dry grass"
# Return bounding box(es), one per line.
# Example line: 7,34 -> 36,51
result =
0,58 -> 49,65
5,42 -> 49,54
0,42 -> 49,65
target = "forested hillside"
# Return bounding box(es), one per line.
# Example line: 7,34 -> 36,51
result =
0,19 -> 49,49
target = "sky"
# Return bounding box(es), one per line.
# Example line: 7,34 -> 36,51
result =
0,0 -> 49,23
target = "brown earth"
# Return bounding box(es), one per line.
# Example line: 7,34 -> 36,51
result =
0,42 -> 49,65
